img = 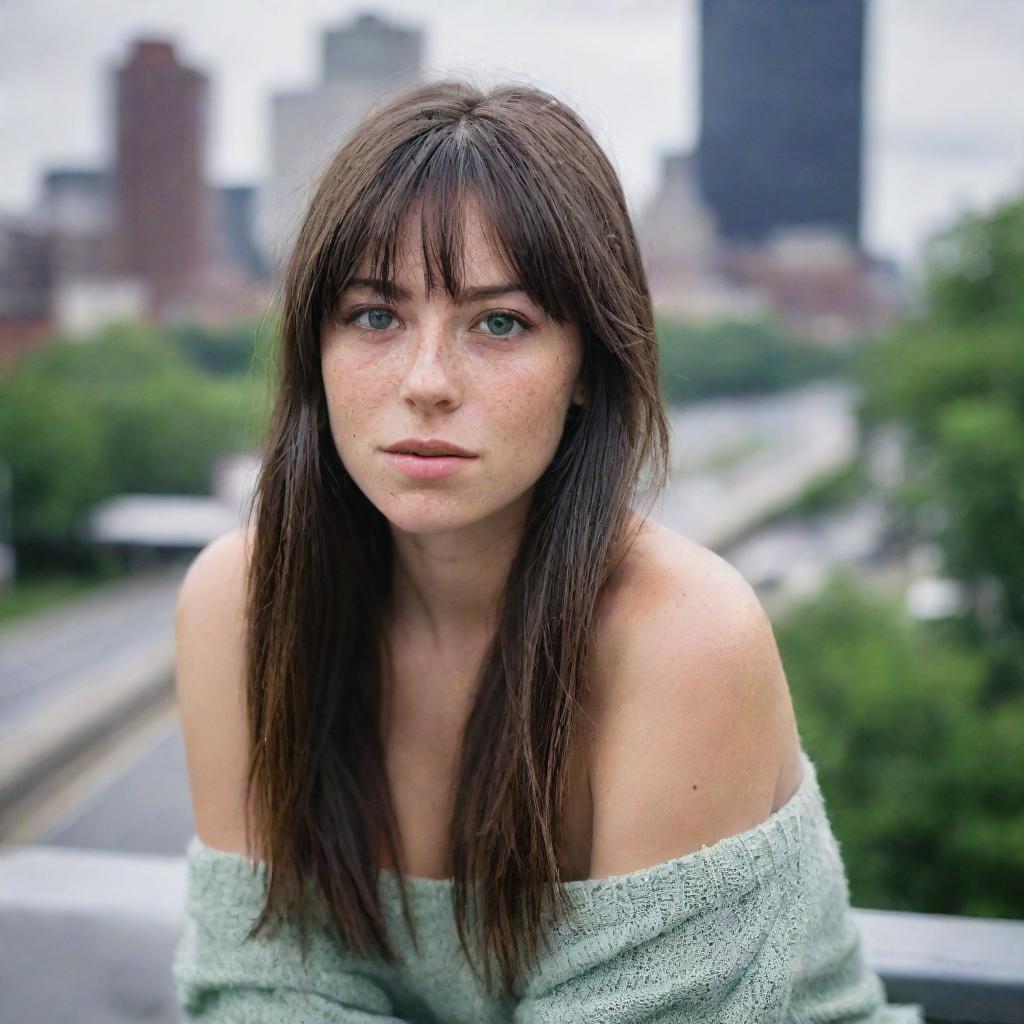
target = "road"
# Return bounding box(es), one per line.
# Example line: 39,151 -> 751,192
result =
0,564 -> 184,734
10,700 -> 194,855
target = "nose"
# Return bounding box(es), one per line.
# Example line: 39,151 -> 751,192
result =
397,317 -> 462,410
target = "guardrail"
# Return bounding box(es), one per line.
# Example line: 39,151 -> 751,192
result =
1,844 -> 1022,1024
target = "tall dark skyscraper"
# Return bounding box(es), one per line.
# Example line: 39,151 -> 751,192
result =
696,0 -> 866,246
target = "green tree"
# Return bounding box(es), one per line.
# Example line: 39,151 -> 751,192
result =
922,195 -> 1024,325
0,321 -> 271,557
854,192 -> 1024,687
0,374 -> 110,539
165,317 -> 279,378
827,190 -> 1024,919
656,315 -> 849,403
775,569 -> 1024,918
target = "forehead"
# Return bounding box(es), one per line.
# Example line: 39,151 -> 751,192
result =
352,195 -> 515,289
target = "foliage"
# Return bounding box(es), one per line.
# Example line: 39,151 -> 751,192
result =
0,320 -> 271,548
854,321 -> 1024,445
775,569 -> 1024,918
165,316 -> 279,379
921,194 -> 1024,326
656,315 -> 850,402
852,192 -> 1024,676
819,188 -> 1024,919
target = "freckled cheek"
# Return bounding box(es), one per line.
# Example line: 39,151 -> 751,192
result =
322,356 -> 396,431
490,368 -> 572,450
321,364 -> 397,452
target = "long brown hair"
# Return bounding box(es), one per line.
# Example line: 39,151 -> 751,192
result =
240,76 -> 670,996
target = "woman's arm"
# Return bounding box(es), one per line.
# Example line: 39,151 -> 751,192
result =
172,529 -> 415,1022
583,542 -> 797,883
515,552 -> 921,1024
172,837 -> 413,1023
174,911 -> 411,1024
512,556 -> 805,1023
511,794 -> 923,1024
512,870 -> 806,1024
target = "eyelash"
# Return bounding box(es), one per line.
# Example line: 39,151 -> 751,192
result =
343,305 -> 533,340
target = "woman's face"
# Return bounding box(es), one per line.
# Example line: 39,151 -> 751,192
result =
320,198 -> 586,537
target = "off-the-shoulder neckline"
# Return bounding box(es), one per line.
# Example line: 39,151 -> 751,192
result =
186,746 -> 817,903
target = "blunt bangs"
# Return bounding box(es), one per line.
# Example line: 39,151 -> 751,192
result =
316,117 -> 583,330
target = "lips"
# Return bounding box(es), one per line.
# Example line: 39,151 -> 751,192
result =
390,450 -> 463,457
384,438 -> 476,457
382,450 -> 473,480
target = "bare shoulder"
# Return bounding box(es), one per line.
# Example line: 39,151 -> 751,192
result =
586,519 -> 803,880
174,523 -> 259,857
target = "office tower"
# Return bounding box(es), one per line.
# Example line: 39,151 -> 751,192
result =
114,39 -> 209,315
210,185 -> 266,281
255,12 -> 425,271
38,169 -> 117,281
696,0 -> 866,246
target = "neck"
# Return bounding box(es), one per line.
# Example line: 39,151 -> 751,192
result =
387,495 -> 530,652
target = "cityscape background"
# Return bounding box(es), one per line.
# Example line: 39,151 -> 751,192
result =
2,1 -> 1023,350
3,0 -> 1023,268
1,3 -> 1023,1021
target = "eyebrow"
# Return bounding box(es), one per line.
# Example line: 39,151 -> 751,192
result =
344,276 -> 527,304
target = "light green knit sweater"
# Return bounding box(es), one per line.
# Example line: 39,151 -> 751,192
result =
172,747 -> 924,1023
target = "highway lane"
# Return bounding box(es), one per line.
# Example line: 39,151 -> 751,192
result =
27,704 -> 195,857
0,563 -> 186,732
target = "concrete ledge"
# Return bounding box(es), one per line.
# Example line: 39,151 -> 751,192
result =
2,844 -> 1023,1024
856,907 -> 1024,1024
0,845 -> 186,1024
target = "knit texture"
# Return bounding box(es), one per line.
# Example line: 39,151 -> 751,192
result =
171,747 -> 925,1023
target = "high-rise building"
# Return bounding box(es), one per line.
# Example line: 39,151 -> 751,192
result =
37,168 -> 117,282
696,0 -> 866,246
39,169 -> 113,239
113,39 -> 209,316
210,185 -> 266,281
255,12 -> 425,272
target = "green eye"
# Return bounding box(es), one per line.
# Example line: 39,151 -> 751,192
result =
345,306 -> 532,340
477,310 -> 530,339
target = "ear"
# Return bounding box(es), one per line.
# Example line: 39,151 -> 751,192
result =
571,377 -> 587,407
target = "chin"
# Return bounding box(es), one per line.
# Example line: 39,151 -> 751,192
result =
376,483 -> 535,537
371,492 -> 485,535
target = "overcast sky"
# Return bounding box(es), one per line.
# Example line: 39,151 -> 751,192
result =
1,0 -> 1022,271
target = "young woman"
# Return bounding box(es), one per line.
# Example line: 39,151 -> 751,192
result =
172,79 -> 923,1022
